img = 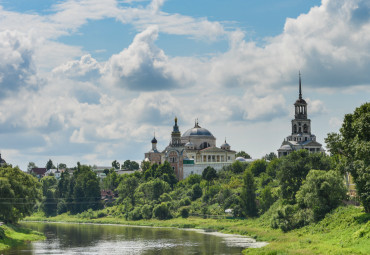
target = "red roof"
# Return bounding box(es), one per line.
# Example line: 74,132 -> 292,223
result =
30,168 -> 47,175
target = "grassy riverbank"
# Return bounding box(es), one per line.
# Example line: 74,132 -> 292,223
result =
0,224 -> 45,251
24,205 -> 369,254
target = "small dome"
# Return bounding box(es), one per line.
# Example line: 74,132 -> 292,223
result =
295,98 -> 307,104
151,136 -> 157,143
280,144 -> 292,150
144,158 -> 150,162
235,157 -> 247,162
221,142 -> 230,147
185,141 -> 194,147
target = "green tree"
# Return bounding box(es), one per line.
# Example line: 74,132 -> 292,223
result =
0,166 -> 41,223
230,160 -> 246,174
58,163 -> 67,169
264,152 -> 277,161
102,169 -> 119,191
240,169 -> 257,217
249,159 -> 268,177
296,169 -> 347,221
259,186 -> 275,213
236,151 -> 251,159
112,160 -> 120,170
41,176 -> 57,196
153,202 -> 171,220
277,150 -> 331,201
46,159 -> 55,170
117,175 -> 139,205
27,162 -> 37,172
202,166 -> 218,182
325,103 -> 370,212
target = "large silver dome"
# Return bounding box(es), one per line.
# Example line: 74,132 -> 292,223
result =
182,127 -> 214,137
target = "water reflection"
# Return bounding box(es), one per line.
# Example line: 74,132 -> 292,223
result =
4,222 -> 265,255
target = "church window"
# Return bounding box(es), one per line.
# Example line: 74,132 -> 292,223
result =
293,124 -> 297,133
303,124 -> 308,133
305,137 -> 307,141
228,156 -> 230,161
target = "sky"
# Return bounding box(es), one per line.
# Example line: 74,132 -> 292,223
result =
0,0 -> 369,170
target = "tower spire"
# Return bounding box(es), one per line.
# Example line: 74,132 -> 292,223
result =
299,71 -> 302,100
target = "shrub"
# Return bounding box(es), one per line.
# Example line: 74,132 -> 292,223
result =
159,193 -> 172,202
180,207 -> 189,218
128,207 -> 142,221
153,202 -> 171,220
180,197 -> 191,206
191,184 -> 203,200
296,169 -> 347,221
141,204 -> 152,219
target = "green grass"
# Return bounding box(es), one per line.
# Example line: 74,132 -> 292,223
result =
0,224 -> 45,251
24,205 -> 369,254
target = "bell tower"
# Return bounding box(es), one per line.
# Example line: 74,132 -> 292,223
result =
171,117 -> 182,146
291,72 -> 311,136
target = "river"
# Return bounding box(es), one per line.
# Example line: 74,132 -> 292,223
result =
3,222 -> 267,254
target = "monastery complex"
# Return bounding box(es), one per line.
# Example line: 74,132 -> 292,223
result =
144,74 -> 325,180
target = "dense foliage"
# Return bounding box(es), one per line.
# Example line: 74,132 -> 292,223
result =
326,102 -> 370,212
0,166 -> 41,223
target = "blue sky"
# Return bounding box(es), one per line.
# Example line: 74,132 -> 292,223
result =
0,0 -> 369,170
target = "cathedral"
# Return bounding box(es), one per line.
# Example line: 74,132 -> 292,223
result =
144,118 -> 236,180
277,73 -> 324,157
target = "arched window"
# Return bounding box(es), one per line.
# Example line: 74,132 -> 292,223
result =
293,124 -> 297,133
200,142 -> 210,149
303,124 -> 308,133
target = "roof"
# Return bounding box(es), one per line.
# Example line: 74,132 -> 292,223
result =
182,127 -> 215,137
30,168 -> 47,175
200,146 -> 234,153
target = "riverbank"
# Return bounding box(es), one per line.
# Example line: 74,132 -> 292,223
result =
24,205 -> 369,254
0,224 -> 45,251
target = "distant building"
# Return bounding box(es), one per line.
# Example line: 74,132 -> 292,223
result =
144,118 -> 236,180
0,153 -> 6,167
30,168 -> 47,179
278,73 -> 324,157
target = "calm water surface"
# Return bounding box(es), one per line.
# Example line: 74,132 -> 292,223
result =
4,222 -> 266,255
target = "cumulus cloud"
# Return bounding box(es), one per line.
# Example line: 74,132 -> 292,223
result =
53,54 -> 101,81
0,30 -> 37,96
103,26 -> 185,90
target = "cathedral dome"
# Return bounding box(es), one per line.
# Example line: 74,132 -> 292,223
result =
280,144 -> 292,151
182,127 -> 214,137
151,136 -> 157,143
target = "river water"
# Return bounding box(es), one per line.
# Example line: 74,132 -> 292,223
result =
4,222 -> 267,254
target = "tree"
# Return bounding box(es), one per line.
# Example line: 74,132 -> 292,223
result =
102,169 -> 119,191
202,166 -> 218,182
264,152 -> 277,161
153,202 -> 171,220
277,150 -> 331,201
259,186 -> 275,213
240,169 -> 257,217
117,175 -> 139,205
27,162 -> 37,172
236,151 -> 251,159
58,163 -> 67,169
230,160 -> 246,174
0,166 -> 41,223
112,160 -> 120,170
296,170 -> 347,221
325,103 -> 370,212
46,159 -> 55,170
122,160 -> 139,170
248,159 -> 268,177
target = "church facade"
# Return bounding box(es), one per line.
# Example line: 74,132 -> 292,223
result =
144,118 -> 236,180
277,74 -> 324,157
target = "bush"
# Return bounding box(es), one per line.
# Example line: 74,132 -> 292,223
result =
191,184 -> 202,200
180,207 -> 189,218
141,204 -> 152,219
296,169 -> 347,221
128,207 -> 142,221
153,202 -> 171,220
249,159 -> 268,177
159,193 -> 172,202
180,197 -> 191,206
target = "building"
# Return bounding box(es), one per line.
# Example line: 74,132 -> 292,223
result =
29,168 -> 47,179
0,153 -> 6,167
278,73 -> 324,157
145,118 -> 236,180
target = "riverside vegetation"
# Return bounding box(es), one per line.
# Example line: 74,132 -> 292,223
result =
2,103 -> 370,254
